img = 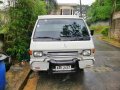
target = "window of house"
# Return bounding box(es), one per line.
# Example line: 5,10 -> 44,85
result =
62,9 -> 71,15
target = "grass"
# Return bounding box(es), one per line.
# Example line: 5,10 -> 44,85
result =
98,36 -> 120,48
90,25 -> 120,48
90,25 -> 109,35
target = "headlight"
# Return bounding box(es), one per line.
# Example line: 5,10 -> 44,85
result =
82,50 -> 91,56
33,51 -> 43,57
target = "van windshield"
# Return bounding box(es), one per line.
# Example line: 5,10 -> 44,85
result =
33,19 -> 90,41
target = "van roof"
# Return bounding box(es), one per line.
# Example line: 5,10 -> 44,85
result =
38,15 -> 82,19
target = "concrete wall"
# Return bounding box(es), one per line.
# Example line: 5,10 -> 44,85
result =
111,11 -> 120,40
92,21 -> 109,26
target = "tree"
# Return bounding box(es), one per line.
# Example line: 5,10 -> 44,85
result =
87,0 -> 113,22
5,0 -> 47,61
46,0 -> 58,14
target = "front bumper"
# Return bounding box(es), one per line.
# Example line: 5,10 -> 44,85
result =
30,58 -> 95,73
78,59 -> 95,68
49,59 -> 79,73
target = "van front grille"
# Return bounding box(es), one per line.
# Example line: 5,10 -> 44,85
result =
47,51 -> 78,56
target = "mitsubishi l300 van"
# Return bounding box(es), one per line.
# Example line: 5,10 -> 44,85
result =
29,15 -> 95,73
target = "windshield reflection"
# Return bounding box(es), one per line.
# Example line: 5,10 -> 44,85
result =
61,22 -> 83,37
34,19 -> 90,41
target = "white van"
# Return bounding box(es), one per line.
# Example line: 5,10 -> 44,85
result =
29,15 -> 95,73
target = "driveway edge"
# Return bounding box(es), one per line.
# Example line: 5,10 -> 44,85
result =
97,36 -> 120,48
6,63 -> 31,90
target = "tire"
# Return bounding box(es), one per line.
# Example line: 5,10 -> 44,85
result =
79,69 -> 84,72
76,68 -> 84,74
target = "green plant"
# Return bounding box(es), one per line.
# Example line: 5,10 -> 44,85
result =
87,0 -> 113,22
5,0 -> 47,61
101,27 -> 109,36
90,25 -> 109,34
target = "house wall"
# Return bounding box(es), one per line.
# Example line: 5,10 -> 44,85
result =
0,0 -> 9,10
56,5 -> 74,15
7,0 -> 16,7
0,0 -> 15,10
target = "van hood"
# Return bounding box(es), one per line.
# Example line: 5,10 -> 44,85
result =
30,39 -> 94,51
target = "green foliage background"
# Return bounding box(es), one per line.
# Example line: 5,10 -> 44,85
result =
5,0 -> 47,61
87,0 -> 120,23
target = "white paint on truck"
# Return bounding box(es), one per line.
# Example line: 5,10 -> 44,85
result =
30,15 -> 95,73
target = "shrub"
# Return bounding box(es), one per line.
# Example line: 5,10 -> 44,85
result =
5,0 -> 47,62
90,25 -> 109,34
101,27 -> 109,36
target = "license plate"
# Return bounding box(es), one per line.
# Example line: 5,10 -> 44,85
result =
55,65 -> 72,71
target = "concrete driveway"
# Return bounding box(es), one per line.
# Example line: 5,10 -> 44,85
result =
36,37 -> 120,90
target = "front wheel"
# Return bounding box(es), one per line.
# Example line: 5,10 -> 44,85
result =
76,68 -> 84,73
79,69 -> 84,72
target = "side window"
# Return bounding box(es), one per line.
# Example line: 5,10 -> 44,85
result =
62,9 -> 71,15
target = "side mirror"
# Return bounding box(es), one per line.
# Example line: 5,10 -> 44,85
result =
90,30 -> 94,36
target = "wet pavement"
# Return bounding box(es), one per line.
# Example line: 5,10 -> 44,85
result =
36,37 -> 120,90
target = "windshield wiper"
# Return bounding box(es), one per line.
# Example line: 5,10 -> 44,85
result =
60,35 -> 85,41
34,36 -> 61,40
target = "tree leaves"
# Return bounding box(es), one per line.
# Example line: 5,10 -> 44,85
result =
6,0 -> 47,61
87,0 -> 113,22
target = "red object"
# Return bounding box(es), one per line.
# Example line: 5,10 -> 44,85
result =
28,50 -> 32,55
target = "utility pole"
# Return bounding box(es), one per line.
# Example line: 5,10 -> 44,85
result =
45,0 -> 49,14
114,0 -> 116,12
79,0 -> 82,17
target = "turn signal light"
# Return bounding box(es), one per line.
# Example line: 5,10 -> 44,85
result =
29,50 -> 32,55
91,48 -> 96,53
